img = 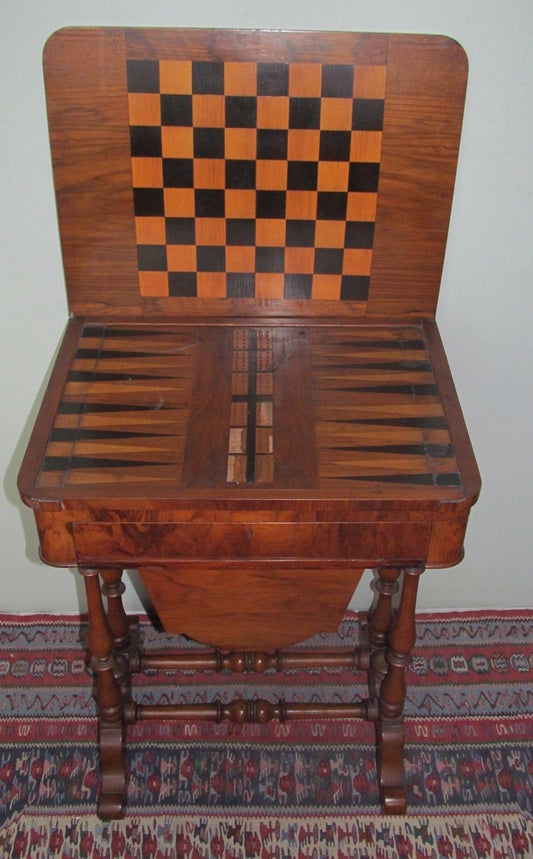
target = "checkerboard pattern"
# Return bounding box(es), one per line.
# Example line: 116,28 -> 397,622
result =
126,59 -> 386,301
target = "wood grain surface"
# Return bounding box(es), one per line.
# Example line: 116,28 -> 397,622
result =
43,29 -> 467,318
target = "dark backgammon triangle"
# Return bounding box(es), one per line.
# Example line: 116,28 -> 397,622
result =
318,361 -> 432,371
57,402 -> 174,414
49,428 -> 170,441
338,473 -> 462,486
331,339 -> 426,350
334,384 -> 439,395
75,348 -> 175,359
67,370 -> 173,382
327,417 -> 449,429
327,443 -> 454,457
82,326 -> 175,338
41,456 -> 176,472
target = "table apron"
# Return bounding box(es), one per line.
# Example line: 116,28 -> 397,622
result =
71,521 -> 430,565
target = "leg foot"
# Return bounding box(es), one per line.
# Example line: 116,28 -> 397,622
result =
382,786 -> 407,815
98,723 -> 126,820
376,718 -> 407,814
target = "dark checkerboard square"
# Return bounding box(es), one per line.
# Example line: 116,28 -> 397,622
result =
166,218 -> 196,245
127,60 -> 159,93
226,97 -> 257,128
161,95 -> 192,126
317,192 -> 347,220
197,246 -> 226,272
287,162 -> 318,191
319,132 -> 351,162
168,272 -> 198,296
195,190 -> 225,218
258,63 -> 289,96
349,163 -> 380,192
345,221 -> 375,248
284,274 -> 312,298
289,98 -> 321,129
163,158 -> 194,188
353,99 -> 385,131
322,65 -> 354,98
226,160 -> 256,189
256,191 -> 286,219
314,248 -> 344,274
227,274 -> 255,297
340,275 -> 370,300
133,188 -> 165,217
257,130 -> 288,160
227,219 -> 256,246
286,220 -> 315,247
137,245 -> 167,271
256,247 -> 285,273
192,62 -> 225,94
193,128 -> 225,158
130,126 -> 162,157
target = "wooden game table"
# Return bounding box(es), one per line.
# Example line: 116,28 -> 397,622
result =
18,28 -> 480,818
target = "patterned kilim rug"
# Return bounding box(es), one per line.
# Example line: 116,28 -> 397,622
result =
0,610 -> 532,858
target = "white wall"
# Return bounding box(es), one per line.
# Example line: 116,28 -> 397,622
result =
2,0 -> 532,615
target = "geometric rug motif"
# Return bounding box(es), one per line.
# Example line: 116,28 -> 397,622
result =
2,810 -> 533,858
1,610 -> 532,857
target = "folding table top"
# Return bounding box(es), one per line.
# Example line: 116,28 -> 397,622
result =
42,27 -> 468,320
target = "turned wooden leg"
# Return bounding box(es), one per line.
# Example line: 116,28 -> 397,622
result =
375,565 -> 424,814
367,568 -> 401,698
99,568 -> 139,679
100,567 -> 130,652
81,567 -> 126,820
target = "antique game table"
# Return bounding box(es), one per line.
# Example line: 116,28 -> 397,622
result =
18,27 -> 480,818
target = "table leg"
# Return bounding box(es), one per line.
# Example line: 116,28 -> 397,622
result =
80,567 -> 126,820
367,567 -> 401,698
99,567 -> 139,684
374,565 -> 424,813
100,567 -> 130,651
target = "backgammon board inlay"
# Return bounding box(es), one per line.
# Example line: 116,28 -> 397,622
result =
35,323 -> 462,497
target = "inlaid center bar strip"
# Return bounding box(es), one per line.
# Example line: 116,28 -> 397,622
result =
227,329 -> 274,485
245,329 -> 258,484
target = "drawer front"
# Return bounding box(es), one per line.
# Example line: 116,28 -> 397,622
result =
72,521 -> 430,564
